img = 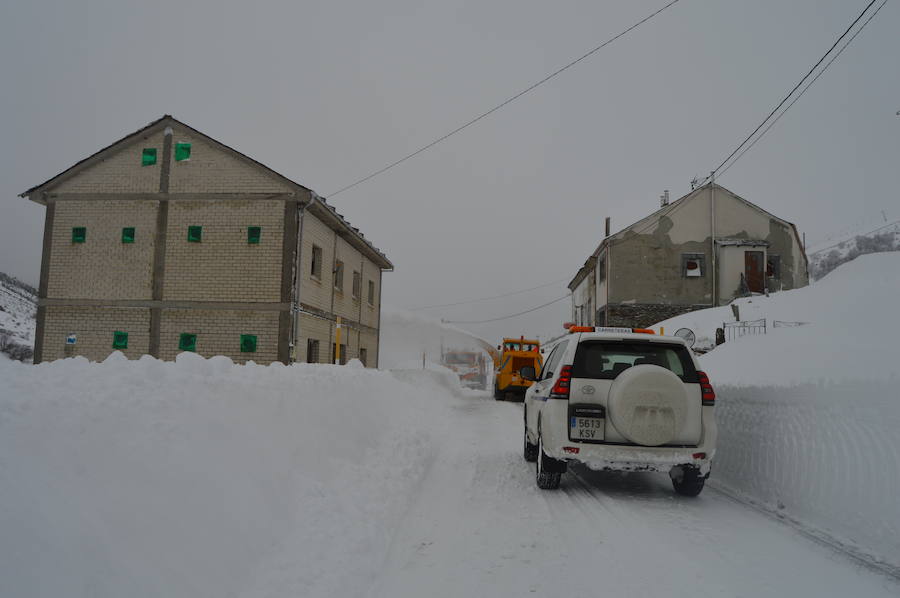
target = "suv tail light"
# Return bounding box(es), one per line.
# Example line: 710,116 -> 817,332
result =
550,365 -> 573,399
697,371 -> 716,406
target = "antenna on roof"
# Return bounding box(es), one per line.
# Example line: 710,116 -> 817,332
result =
660,189 -> 670,207
690,176 -> 699,190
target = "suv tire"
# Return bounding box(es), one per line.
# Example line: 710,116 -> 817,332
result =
536,433 -> 562,490
671,466 -> 706,497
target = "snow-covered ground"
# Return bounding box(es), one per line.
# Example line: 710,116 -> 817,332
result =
657,252 -> 900,571
2,353 -> 899,597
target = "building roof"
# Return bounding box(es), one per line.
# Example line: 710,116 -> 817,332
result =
567,182 -> 806,290
20,115 -> 393,271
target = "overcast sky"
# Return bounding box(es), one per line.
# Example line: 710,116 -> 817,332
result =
1,0 -> 897,344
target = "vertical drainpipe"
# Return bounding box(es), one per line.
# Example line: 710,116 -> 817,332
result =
328,230 -> 338,363
291,197 -> 308,363
710,173 -> 718,307
605,242 -> 611,326
375,269 -> 383,369
357,255 -> 365,362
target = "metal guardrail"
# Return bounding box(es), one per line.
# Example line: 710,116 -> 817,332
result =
723,318 -> 767,341
772,320 -> 810,328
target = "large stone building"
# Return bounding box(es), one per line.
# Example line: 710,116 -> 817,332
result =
568,183 -> 808,328
21,115 -> 393,365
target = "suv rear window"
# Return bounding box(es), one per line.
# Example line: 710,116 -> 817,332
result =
571,341 -> 698,382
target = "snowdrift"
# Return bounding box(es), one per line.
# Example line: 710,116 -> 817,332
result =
0,353 -> 474,598
662,253 -> 900,569
379,305 -> 493,370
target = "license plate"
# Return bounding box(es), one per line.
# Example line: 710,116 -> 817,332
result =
570,416 -> 604,442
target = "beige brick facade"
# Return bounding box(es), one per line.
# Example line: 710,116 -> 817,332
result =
48,199 -> 158,300
166,130 -> 293,194
25,116 -> 391,367
158,309 -> 280,363
164,199 -> 284,301
42,306 -> 151,362
54,132 -> 166,194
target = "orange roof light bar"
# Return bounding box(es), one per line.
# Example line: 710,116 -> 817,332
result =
565,326 -> 657,335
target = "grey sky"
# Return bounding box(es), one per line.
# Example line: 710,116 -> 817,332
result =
2,0 -> 897,344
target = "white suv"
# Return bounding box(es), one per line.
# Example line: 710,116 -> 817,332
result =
522,327 -> 717,495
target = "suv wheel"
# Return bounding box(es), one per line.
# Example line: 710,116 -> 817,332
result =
536,433 -> 562,490
524,411 -> 538,462
671,465 -> 706,497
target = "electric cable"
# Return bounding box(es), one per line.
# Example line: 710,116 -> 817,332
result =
716,0 -> 888,178
702,0 -> 878,185
408,277 -> 570,311
443,295 -> 570,324
327,0 -> 682,198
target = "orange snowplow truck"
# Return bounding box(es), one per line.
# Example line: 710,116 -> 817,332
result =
494,337 -> 542,401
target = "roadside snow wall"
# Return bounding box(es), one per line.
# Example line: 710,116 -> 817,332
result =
712,381 -> 900,569
689,253 -> 900,570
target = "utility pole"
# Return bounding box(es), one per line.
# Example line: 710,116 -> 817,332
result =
710,172 -> 717,307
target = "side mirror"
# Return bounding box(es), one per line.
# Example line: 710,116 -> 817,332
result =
520,366 -> 537,381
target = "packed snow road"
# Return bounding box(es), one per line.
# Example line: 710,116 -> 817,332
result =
369,394 -> 900,598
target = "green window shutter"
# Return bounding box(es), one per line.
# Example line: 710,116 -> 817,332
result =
174,142 -> 192,162
112,331 -> 128,349
240,334 -> 257,353
247,226 -> 261,244
72,227 -> 86,243
187,226 -> 202,242
122,227 -> 135,243
142,148 -> 157,166
179,333 -> 197,352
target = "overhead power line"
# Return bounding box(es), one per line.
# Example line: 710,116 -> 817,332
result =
704,0 -> 879,183
327,0 -> 682,198
717,0 -> 888,178
409,277 -> 570,311
443,295 -> 570,325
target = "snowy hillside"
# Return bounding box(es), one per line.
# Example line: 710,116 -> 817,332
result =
808,220 -> 900,280
0,272 -> 36,361
658,252 -> 900,571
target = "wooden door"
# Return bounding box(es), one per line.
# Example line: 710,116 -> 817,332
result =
745,251 -> 765,293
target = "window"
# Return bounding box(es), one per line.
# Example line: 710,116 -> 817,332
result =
187,226 -> 202,243
332,343 -> 348,365
240,334 -> 257,353
359,347 -> 367,367
333,260 -> 344,292
112,331 -> 128,350
175,142 -> 192,162
682,253 -> 705,278
179,333 -> 197,352
306,339 -> 320,363
122,227 -> 135,244
767,254 -> 781,280
352,271 -> 361,299
540,340 -> 568,380
72,227 -> 86,243
571,341 -> 698,382
311,245 -> 323,279
247,226 -> 261,245
141,148 -> 157,166
368,280 -> 375,305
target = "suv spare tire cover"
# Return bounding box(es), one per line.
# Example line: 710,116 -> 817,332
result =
607,364 -> 689,447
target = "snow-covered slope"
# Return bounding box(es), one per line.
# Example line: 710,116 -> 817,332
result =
808,220 -> 900,280
0,272 -> 36,361
659,253 -> 900,569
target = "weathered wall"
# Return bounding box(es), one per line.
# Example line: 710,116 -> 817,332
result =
572,268 -> 595,325
42,306 -> 151,361
606,303 -> 705,329
298,212 -> 335,310
47,199 -> 157,300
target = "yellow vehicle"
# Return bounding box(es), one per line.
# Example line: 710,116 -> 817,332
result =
494,337 -> 542,401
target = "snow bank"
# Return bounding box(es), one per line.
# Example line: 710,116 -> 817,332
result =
664,253 -> 900,568
0,353 -> 472,598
